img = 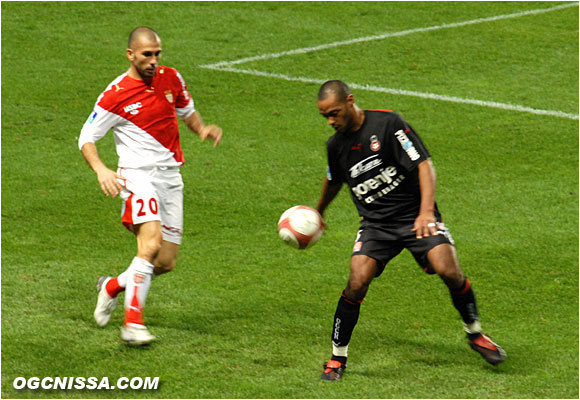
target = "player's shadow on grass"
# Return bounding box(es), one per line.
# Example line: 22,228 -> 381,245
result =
147,307 -> 257,335
350,335 -> 510,379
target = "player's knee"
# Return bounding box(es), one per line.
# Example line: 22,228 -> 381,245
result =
438,268 -> 465,289
141,235 -> 163,260
345,277 -> 372,301
155,257 -> 176,275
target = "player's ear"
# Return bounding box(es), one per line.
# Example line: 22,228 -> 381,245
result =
126,48 -> 135,61
346,93 -> 355,105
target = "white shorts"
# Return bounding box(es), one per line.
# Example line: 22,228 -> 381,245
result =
118,167 -> 184,245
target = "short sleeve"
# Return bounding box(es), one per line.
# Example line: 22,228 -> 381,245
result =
387,114 -> 430,171
174,71 -> 195,120
326,139 -> 345,185
78,104 -> 123,150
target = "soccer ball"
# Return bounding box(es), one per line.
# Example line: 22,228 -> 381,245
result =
278,205 -> 323,249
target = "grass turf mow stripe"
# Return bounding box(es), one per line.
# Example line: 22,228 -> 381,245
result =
201,1 -> 579,120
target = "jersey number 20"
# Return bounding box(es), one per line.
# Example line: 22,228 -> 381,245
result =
136,198 -> 158,217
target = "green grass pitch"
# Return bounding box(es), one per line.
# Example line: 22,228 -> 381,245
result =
1,1 -> 578,398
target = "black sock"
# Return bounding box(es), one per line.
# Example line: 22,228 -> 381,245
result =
467,332 -> 482,341
449,279 -> 479,324
331,291 -> 363,350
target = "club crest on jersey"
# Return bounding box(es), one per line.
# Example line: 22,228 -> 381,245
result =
370,135 -> 381,152
165,90 -> 174,104
124,102 -> 142,115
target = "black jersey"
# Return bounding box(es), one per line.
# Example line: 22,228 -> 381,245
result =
326,110 -> 433,223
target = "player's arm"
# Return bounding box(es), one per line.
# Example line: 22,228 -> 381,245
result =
80,142 -> 123,198
183,111 -> 222,147
412,158 -> 437,239
316,177 -> 342,218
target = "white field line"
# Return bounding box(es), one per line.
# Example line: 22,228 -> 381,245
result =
200,2 -> 579,69
213,66 -> 580,120
200,2 -> 579,120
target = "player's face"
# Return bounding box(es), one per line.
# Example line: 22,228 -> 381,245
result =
127,38 -> 162,80
318,94 -> 355,134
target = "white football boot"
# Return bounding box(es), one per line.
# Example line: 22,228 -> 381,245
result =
121,323 -> 156,346
94,276 -> 118,327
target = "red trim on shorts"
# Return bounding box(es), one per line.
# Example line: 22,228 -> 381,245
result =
122,193 -> 136,233
122,193 -> 134,225
162,224 -> 182,236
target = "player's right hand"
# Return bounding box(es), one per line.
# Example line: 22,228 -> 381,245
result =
96,168 -> 124,198
199,124 -> 223,147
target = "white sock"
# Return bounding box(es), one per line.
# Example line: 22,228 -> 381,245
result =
124,257 -> 154,325
333,344 -> 349,358
117,269 -> 129,288
464,320 -> 482,335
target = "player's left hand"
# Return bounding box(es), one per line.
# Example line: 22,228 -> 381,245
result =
199,125 -> 222,147
412,212 -> 437,239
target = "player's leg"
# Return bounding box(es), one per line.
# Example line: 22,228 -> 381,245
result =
120,220 -> 162,345
427,243 -> 506,365
153,168 -> 183,276
322,254 -> 377,381
94,168 -> 162,344
94,169 -> 160,327
426,243 -> 476,323
94,239 -> 165,328
154,241 -> 180,276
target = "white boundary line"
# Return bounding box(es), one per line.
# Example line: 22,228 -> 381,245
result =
200,2 -> 579,120
210,67 -> 580,120
200,2 -> 579,69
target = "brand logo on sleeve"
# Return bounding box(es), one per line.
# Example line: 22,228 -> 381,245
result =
88,111 -> 97,124
394,129 -> 420,161
123,102 -> 142,115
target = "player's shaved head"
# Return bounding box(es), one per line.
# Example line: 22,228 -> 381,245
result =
126,27 -> 162,81
128,26 -> 160,49
318,80 -> 351,103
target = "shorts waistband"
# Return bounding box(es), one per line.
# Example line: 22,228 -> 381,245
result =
119,165 -> 180,171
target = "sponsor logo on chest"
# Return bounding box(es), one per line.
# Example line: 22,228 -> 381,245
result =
123,102 -> 143,115
350,165 -> 406,204
349,154 -> 383,178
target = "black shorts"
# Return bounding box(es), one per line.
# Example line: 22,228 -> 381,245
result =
352,219 -> 455,276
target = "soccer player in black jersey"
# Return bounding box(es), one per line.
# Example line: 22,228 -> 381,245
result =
315,80 -> 505,381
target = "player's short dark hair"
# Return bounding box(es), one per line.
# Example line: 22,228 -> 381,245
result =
318,80 -> 351,102
128,26 -> 160,48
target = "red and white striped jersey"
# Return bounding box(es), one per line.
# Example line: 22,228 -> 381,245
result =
79,66 -> 196,168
